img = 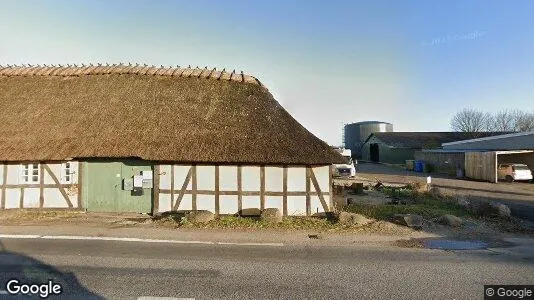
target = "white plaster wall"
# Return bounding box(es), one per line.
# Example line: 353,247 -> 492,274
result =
0,164 -> 4,185
43,189 -> 70,208
43,162 -> 79,184
6,165 -> 20,185
310,195 -> 327,215
158,193 -> 171,213
312,166 -> 330,193
287,196 -> 306,216
196,194 -> 215,212
242,167 -> 260,191
197,166 -> 215,191
265,196 -> 283,211
219,166 -> 237,191
159,165 -> 171,190
219,195 -> 238,214
265,167 -> 283,192
174,194 -> 192,211
173,165 -> 192,190
5,189 -> 20,208
22,188 -> 40,208
287,168 -> 306,191
242,195 -> 260,210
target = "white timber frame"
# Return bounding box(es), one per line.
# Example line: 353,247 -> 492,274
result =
154,164 -> 333,216
0,161 -> 81,209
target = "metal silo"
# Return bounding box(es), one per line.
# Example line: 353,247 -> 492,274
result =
344,121 -> 393,159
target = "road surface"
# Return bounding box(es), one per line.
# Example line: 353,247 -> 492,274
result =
1,237 -> 533,299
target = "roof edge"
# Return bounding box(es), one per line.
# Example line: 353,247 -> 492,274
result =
442,131 -> 534,146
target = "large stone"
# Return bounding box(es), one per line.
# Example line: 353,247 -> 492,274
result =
260,208 -> 283,223
438,214 -> 463,227
338,212 -> 374,226
489,202 -> 511,218
240,208 -> 261,217
391,214 -> 423,229
184,210 -> 214,223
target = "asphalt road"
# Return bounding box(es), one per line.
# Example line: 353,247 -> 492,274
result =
1,238 -> 533,299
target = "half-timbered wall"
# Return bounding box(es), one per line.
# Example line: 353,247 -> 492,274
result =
0,162 -> 81,209
155,165 -> 332,216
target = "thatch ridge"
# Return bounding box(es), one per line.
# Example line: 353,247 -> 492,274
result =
0,64 -> 263,86
0,68 -> 343,165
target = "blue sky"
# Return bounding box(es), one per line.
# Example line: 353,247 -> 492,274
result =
1,0 -> 533,145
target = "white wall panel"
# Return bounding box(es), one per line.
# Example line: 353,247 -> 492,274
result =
158,193 -> 171,213
242,195 -> 260,210
219,195 -> 238,214
22,188 -> 40,208
0,165 -> 4,185
45,163 -> 61,184
43,189 -> 69,208
265,167 -> 283,192
6,165 -> 20,185
197,166 -> 215,191
265,196 -> 283,211
173,165 -> 192,190
219,166 -> 237,191
196,194 -> 215,213
5,189 -> 20,208
310,195 -> 326,215
159,165 -> 171,190
242,167 -> 260,191
287,196 -> 306,216
174,194 -> 192,211
312,166 -> 330,193
287,168 -> 306,191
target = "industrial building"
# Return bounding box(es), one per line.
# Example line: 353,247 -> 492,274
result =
343,121 -> 393,159
360,132 -> 506,164
415,131 -> 534,182
0,64 -> 343,215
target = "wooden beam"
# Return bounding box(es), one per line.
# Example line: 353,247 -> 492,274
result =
159,189 -> 329,197
43,164 -> 73,208
237,166 -> 242,213
260,166 -> 265,210
152,165 -> 160,215
170,164 -> 175,205
1,164 -> 7,209
308,168 -> 329,212
4,184 -> 73,188
305,168 -> 311,216
19,187 -> 24,208
77,162 -> 83,209
215,166 -> 220,216
172,166 -> 192,211
329,165 -> 334,212
39,164 -> 44,208
283,167 -> 288,217
191,165 -> 197,210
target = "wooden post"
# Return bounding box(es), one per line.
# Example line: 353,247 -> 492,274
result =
305,167 -> 311,216
260,166 -> 265,211
237,166 -> 242,213
282,167 -> 288,216
215,166 -> 220,216
152,165 -> 160,215
19,187 -> 24,208
39,164 -> 44,208
191,165 -> 197,210
329,165 -> 334,212
170,164 -> 175,206
1,164 -> 7,209
43,164 -> 73,208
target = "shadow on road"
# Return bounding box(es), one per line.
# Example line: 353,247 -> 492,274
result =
0,240 -> 103,299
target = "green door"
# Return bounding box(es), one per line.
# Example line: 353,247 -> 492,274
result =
84,160 -> 153,213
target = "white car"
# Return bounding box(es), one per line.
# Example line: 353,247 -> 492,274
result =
498,163 -> 533,182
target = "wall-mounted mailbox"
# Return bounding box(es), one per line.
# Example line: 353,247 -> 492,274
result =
131,187 -> 143,196
123,178 -> 134,191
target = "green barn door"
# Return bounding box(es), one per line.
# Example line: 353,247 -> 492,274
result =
84,160 -> 153,213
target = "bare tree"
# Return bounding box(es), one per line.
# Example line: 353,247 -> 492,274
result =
492,109 -> 516,131
513,110 -> 534,132
450,108 -> 488,133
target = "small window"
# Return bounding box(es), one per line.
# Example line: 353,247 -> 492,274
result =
61,162 -> 73,184
21,163 -> 40,184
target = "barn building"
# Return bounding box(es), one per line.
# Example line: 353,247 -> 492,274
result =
0,64 -> 343,216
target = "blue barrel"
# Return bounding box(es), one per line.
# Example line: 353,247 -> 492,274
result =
414,160 -> 423,172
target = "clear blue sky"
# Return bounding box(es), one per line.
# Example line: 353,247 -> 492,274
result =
1,0 -> 533,145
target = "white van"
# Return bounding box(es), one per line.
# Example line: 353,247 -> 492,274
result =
498,163 -> 533,182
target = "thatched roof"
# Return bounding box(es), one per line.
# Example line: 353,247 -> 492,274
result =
0,64 -> 343,165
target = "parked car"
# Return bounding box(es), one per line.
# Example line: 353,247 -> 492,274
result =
497,163 -> 533,182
